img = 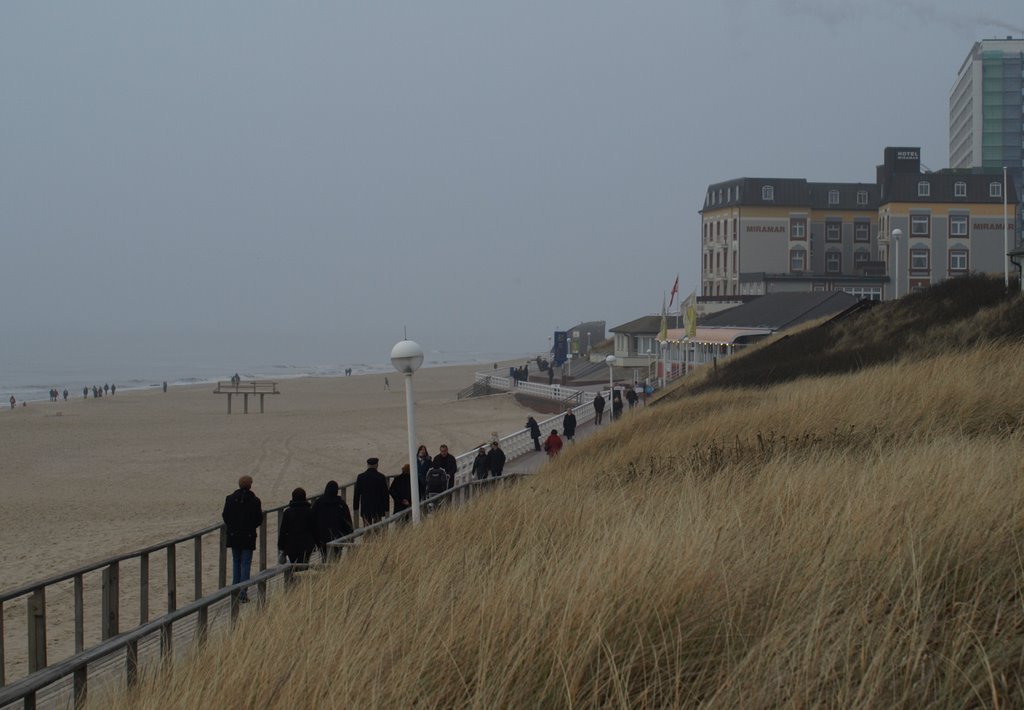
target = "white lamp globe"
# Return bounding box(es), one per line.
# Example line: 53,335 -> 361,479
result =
605,354 -> 617,366
390,340 -> 424,374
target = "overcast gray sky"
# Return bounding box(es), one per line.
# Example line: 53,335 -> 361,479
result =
2,1 -> 1021,365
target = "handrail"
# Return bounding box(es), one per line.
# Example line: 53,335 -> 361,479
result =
0,564 -> 307,709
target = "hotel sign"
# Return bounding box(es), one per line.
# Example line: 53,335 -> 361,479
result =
973,221 -> 1015,231
744,220 -> 787,234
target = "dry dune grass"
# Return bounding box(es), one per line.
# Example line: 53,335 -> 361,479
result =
95,344 -> 1024,708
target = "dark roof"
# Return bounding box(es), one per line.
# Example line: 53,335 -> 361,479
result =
610,314 -> 683,335
880,171 -> 1017,205
699,291 -> 860,330
702,178 -> 879,212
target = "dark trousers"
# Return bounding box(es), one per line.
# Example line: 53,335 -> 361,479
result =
595,410 -> 603,424
531,436 -> 541,451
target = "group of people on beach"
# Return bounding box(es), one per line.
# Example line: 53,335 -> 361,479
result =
221,440 -> 508,599
82,383 -> 115,398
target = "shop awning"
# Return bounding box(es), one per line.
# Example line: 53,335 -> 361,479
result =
664,326 -> 773,345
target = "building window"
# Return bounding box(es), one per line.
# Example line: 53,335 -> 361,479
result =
790,217 -> 806,240
762,185 -> 774,201
949,249 -> 969,272
950,214 -> 969,238
828,189 -> 840,205
825,251 -> 841,273
910,248 -> 930,272
854,250 -> 870,266
954,181 -> 967,198
911,215 -> 930,236
732,218 -> 737,239
826,221 -> 841,242
842,286 -> 882,301
990,182 -> 1002,198
790,249 -> 806,272
727,187 -> 731,202
857,190 -> 868,206
718,189 -> 723,203
917,181 -> 931,197
854,221 -> 870,242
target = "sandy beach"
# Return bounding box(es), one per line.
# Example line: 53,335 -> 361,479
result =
0,362 -> 537,591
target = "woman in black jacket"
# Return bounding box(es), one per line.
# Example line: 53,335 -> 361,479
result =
311,481 -> 353,562
278,487 -> 318,564
472,446 -> 489,480
526,416 -> 542,451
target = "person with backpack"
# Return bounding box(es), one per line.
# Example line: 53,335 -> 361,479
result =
278,487 -> 317,564
311,480 -> 353,562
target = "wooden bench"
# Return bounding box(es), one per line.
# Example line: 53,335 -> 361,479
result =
212,381 -> 280,414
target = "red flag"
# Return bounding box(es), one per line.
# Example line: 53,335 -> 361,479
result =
668,274 -> 680,308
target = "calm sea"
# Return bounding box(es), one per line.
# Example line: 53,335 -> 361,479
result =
1,338 -> 527,404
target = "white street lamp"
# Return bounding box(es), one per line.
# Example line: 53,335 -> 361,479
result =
891,228 -> 902,299
391,339 -> 424,524
605,354 -> 616,420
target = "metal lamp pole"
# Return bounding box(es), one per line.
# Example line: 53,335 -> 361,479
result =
391,340 -> 424,524
605,354 -> 616,418
891,228 -> 902,299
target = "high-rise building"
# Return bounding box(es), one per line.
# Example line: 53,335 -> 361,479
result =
949,38 -> 1024,203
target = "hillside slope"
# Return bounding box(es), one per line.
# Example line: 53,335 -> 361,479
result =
97,282 -> 1024,709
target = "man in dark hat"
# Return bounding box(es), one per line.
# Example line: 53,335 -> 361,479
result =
353,457 -> 390,526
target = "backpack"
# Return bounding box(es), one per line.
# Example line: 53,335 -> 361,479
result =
425,467 -> 449,496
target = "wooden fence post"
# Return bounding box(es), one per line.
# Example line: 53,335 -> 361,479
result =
27,588 -> 46,673
74,574 -> 85,653
193,536 -> 202,601
101,562 -> 119,640
218,527 -> 227,589
0,599 -> 5,686
139,552 -> 149,625
166,545 -> 177,613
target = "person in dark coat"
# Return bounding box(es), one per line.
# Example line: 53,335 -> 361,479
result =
472,446 -> 489,480
353,457 -> 390,525
311,480 -> 353,562
562,407 -> 577,443
390,463 -> 413,515
222,474 -> 263,602
485,441 -> 506,477
544,429 -> 563,457
415,445 -> 432,500
593,392 -> 605,425
625,386 -> 638,410
432,445 -> 459,489
277,487 -> 317,564
526,416 -> 542,451
612,390 -> 624,420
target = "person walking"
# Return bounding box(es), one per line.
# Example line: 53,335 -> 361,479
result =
9,395 -> 15,410
486,441 -> 506,477
353,458 -> 390,526
432,445 -> 459,489
562,407 -> 577,443
278,487 -> 317,564
625,386 -> 638,411
526,416 -> 542,451
592,392 -> 605,425
384,377 -> 390,392
415,445 -> 432,500
62,388 -> 68,402
543,429 -> 563,457
472,446 -> 489,480
389,464 -> 413,516
221,475 -> 263,602
612,390 -> 624,420
311,480 -> 353,562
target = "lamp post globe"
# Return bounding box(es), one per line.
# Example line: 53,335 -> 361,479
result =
390,340 -> 424,374
391,339 -> 424,524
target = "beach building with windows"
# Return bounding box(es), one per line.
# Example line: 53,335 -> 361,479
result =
701,147 -> 1017,301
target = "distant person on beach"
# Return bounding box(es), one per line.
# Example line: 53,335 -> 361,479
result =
526,416 -> 541,451
111,384 -> 116,396
593,392 -> 605,425
312,480 -> 353,562
416,445 -> 432,497
544,429 -> 563,457
163,381 -> 168,393
9,395 -> 15,410
104,384 -> 109,395
562,407 -> 577,443
472,446 -> 489,480
486,441 -> 506,477
353,458 -> 390,526
389,464 -> 413,515
62,388 -> 68,401
278,487 -> 317,564
222,475 -> 263,602
432,445 -> 458,488
83,387 -> 88,399
384,377 -> 390,391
